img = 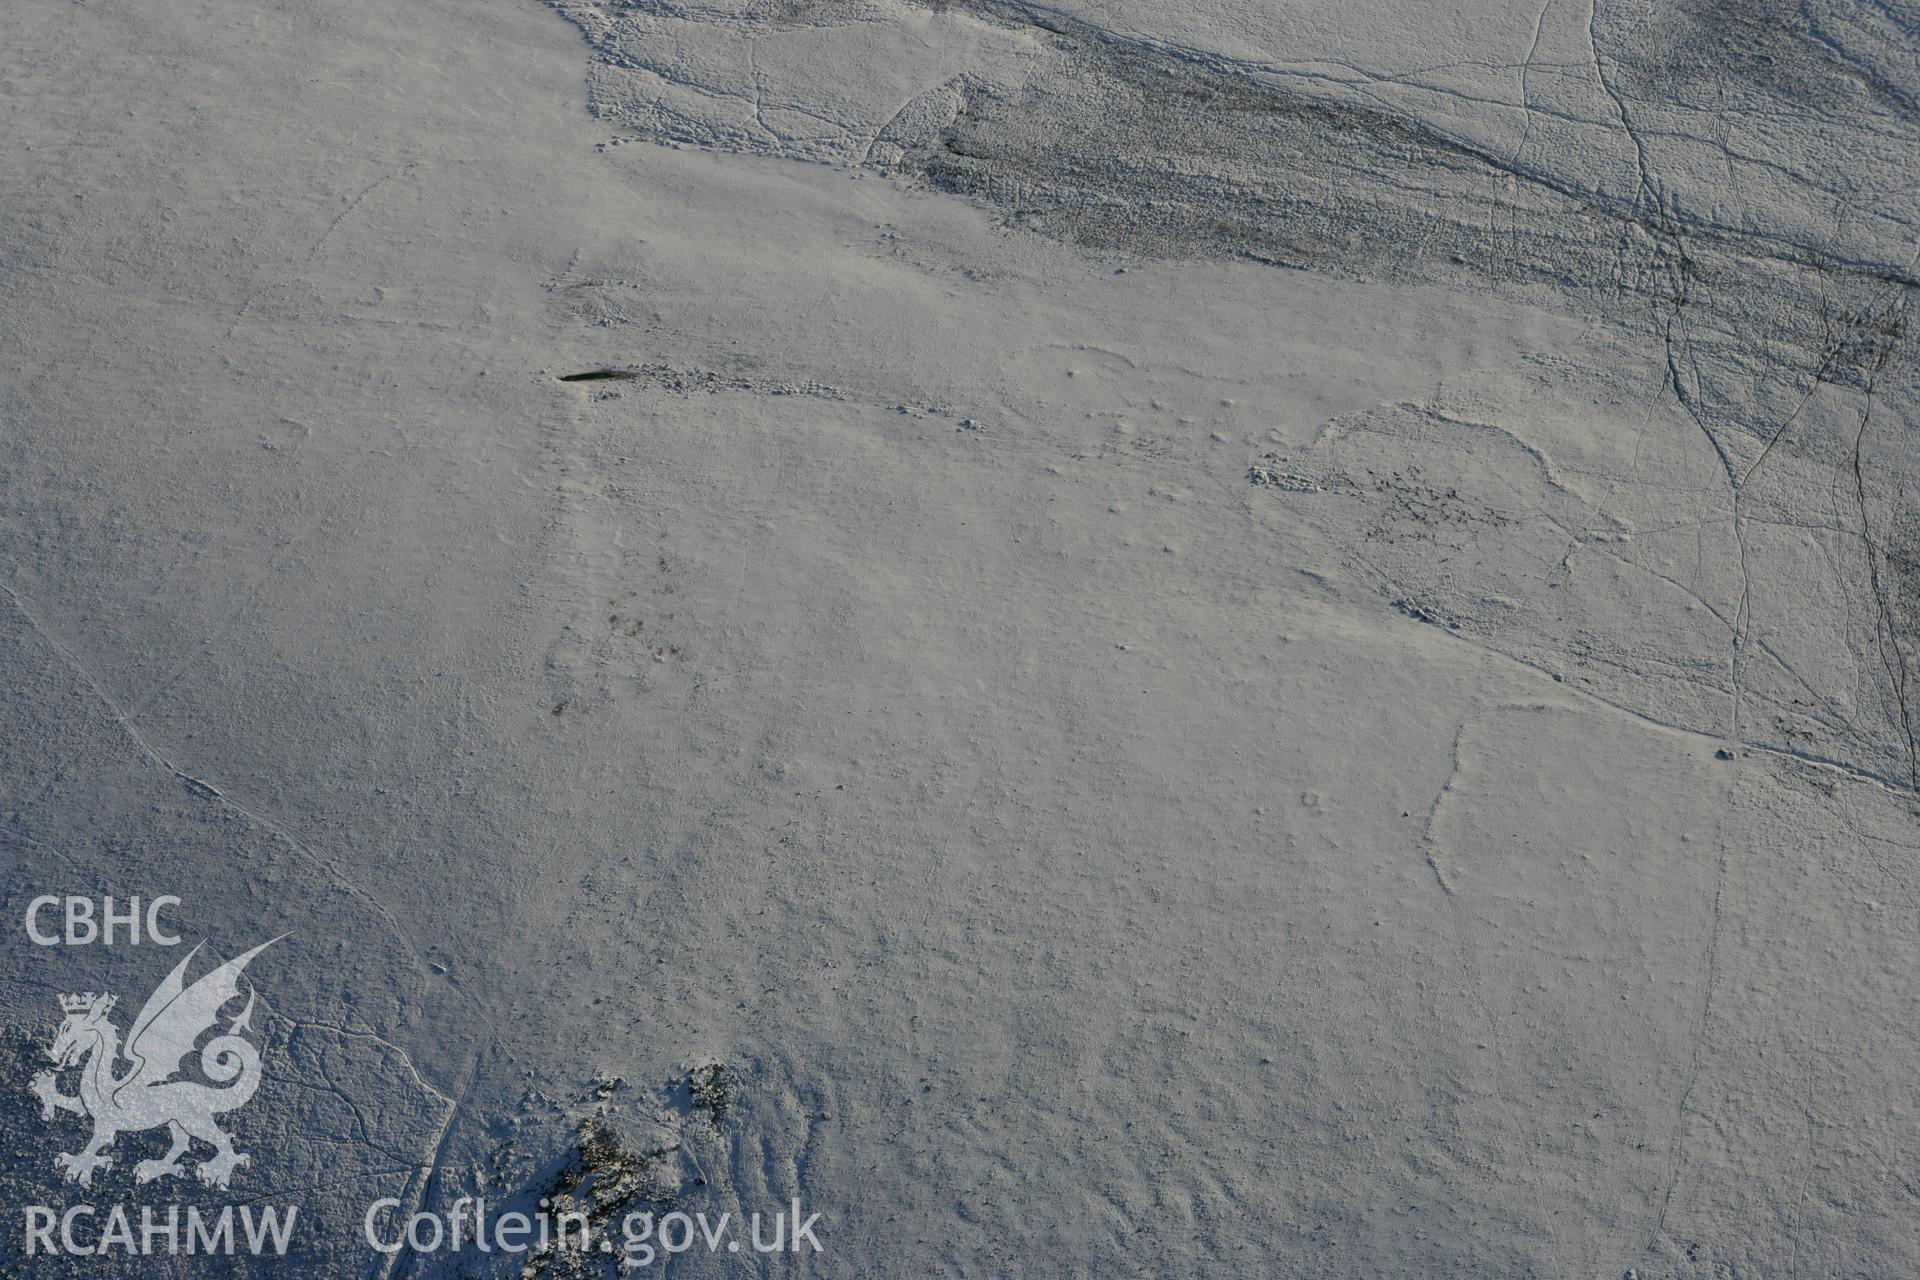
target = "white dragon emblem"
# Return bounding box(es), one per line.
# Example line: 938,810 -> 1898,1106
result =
30,937 -> 282,1189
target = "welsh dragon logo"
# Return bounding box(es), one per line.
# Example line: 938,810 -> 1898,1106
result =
30,937 -> 282,1189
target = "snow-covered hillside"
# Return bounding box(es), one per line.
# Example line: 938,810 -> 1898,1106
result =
2,0 -> 1916,1275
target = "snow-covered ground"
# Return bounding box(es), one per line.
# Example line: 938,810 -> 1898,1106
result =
2,0 -> 1916,1275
